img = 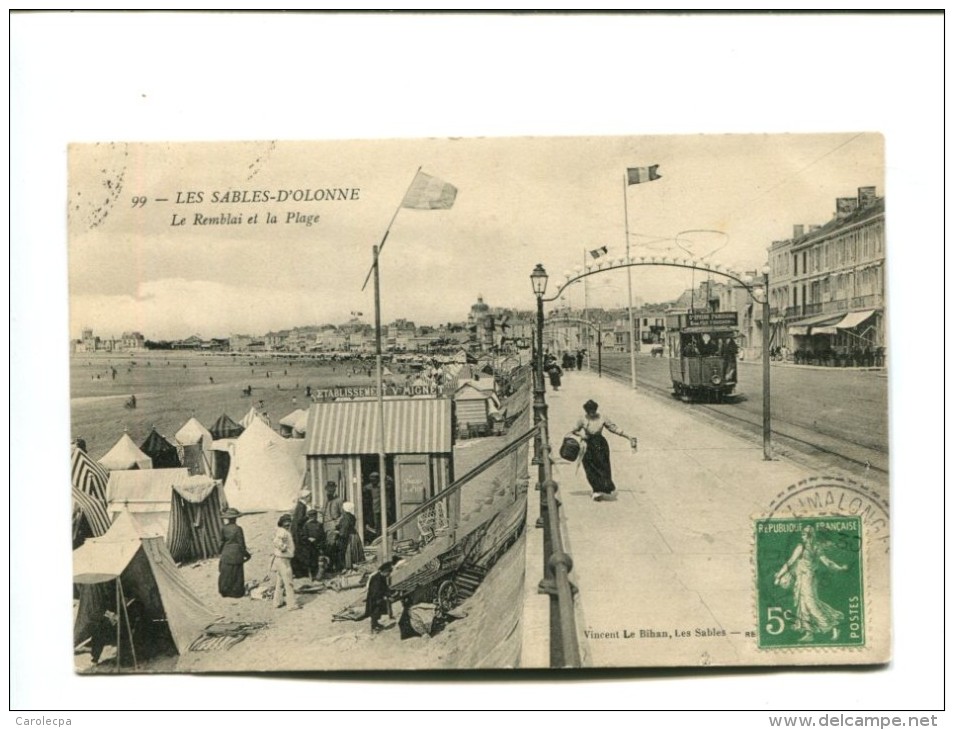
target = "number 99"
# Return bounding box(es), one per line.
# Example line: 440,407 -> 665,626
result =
131,196 -> 147,208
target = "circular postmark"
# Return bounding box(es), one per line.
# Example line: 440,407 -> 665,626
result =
765,475 -> 889,552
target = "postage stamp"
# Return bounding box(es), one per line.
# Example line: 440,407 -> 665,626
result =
755,516 -> 865,649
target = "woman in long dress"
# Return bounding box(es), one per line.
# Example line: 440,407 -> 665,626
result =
573,399 -> 638,502
335,502 -> 366,572
218,508 -> 251,598
774,526 -> 847,641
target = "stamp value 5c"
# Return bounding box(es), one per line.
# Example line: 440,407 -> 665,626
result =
755,516 -> 865,649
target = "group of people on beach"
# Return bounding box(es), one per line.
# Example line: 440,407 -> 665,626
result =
217,481 -> 369,610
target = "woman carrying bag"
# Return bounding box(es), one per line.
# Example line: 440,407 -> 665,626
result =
572,399 -> 638,501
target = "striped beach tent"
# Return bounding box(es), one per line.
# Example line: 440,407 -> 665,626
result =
140,428 -> 182,469
106,469 -> 224,562
71,445 -> 110,503
71,446 -> 112,546
209,413 -> 244,440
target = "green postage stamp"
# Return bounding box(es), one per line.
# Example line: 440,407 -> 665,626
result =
755,516 -> 865,649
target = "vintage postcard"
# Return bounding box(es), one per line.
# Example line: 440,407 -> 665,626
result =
68,134 -> 889,673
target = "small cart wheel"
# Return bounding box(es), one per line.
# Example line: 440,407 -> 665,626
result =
437,580 -> 460,612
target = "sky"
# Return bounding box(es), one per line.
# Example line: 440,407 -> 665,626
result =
67,132 -> 883,340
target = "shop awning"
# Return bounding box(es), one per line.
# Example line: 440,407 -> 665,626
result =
835,310 -> 876,330
303,398 -> 453,456
787,312 -> 842,337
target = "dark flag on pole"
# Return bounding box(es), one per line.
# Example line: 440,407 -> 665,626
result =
589,246 -> 609,259
402,171 -> 458,210
627,165 -> 662,185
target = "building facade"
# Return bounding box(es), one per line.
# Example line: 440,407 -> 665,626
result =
772,187 -> 886,363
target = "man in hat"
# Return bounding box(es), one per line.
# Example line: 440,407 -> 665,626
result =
271,514 -> 300,610
218,508 -> 251,598
300,508 -> 327,582
290,488 -> 311,578
361,472 -> 394,539
321,481 -> 343,570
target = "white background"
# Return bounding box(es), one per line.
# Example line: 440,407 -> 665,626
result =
8,10 -> 947,723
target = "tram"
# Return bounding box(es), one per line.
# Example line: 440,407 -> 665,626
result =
665,311 -> 740,402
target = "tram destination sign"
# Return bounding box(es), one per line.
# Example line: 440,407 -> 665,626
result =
668,311 -> 740,330
687,311 -> 738,327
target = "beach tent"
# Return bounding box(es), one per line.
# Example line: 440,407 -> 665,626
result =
279,408 -> 308,438
222,417 -> 304,512
140,428 -> 182,469
73,512 -> 219,665
98,433 -> 153,471
174,417 -> 214,476
106,468 -> 224,562
292,409 -> 309,438
208,413 -> 244,440
240,406 -> 270,429
71,445 -> 112,547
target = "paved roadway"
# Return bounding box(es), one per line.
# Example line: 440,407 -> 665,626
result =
597,351 -> 889,474
520,369 -> 891,669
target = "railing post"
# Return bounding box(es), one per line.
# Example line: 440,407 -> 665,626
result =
535,415 -> 582,668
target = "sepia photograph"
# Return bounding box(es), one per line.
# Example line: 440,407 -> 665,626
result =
65,133 -> 890,674
10,9 -> 944,721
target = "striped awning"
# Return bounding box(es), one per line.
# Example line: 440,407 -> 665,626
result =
304,398 -> 452,456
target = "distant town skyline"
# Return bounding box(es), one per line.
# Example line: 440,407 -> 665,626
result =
69,134 -> 883,340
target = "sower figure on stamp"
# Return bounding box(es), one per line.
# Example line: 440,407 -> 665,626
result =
573,399 -> 638,502
774,525 -> 847,641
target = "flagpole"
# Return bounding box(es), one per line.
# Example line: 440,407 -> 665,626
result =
624,174 -> 637,390
361,166 -> 422,292
582,249 -> 589,370
365,168 -> 422,563
373,243 -> 389,563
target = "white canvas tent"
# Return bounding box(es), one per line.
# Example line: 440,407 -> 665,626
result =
175,417 -> 214,475
73,512 -> 219,664
221,417 -> 304,512
240,406 -> 270,429
98,433 -> 153,471
175,417 -> 213,446
292,409 -> 309,438
278,408 -> 307,438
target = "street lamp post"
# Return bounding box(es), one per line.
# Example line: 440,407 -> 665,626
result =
531,264 -> 549,468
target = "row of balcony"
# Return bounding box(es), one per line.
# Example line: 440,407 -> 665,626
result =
782,294 -> 882,319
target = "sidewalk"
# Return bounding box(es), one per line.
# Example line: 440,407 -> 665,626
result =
529,370 -> 818,668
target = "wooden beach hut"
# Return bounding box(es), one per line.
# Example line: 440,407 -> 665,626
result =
302,397 -> 455,542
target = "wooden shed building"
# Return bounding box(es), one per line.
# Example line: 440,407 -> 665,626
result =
302,397 -> 455,543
